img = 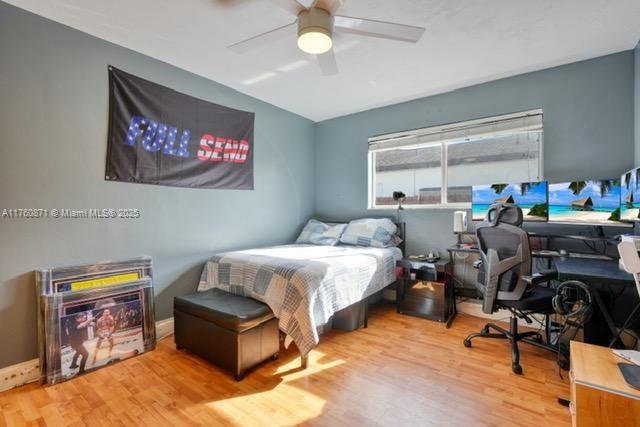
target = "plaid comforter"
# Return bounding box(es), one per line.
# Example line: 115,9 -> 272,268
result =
198,244 -> 402,356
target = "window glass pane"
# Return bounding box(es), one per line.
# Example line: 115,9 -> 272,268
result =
446,132 -> 541,203
374,145 -> 442,206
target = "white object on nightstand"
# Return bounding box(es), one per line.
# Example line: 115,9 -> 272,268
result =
453,211 -> 467,233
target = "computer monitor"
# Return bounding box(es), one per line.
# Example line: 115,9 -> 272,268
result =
548,180 -> 622,226
621,168 -> 640,222
471,182 -> 548,222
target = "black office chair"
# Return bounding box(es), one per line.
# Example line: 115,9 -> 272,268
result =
463,203 -> 557,374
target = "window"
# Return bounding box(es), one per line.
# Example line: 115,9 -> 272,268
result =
368,110 -> 543,208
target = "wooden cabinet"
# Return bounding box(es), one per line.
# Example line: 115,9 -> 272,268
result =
570,341 -> 640,426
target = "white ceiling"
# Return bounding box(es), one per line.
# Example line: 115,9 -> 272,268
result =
4,0 -> 640,121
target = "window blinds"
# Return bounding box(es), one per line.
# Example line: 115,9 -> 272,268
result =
368,110 -> 543,151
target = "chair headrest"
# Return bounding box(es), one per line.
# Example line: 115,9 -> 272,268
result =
485,203 -> 523,227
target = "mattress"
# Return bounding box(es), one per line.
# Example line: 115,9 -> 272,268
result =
198,244 -> 402,356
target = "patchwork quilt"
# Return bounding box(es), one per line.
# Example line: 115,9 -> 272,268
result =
198,244 -> 402,356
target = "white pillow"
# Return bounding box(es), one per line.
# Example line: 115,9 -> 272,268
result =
296,219 -> 347,246
339,218 -> 402,248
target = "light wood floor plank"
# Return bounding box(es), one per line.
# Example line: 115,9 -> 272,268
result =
0,305 -> 570,426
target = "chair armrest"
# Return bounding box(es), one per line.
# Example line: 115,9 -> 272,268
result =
522,269 -> 557,286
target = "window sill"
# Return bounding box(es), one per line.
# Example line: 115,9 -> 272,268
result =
368,203 -> 471,211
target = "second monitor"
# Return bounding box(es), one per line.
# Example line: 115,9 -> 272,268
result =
548,180 -> 621,225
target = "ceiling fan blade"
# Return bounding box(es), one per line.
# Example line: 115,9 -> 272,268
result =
313,0 -> 343,14
228,22 -> 296,53
269,0 -> 308,16
333,15 -> 425,43
317,49 -> 338,76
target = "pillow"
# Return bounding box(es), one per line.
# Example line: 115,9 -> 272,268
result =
296,219 -> 347,246
339,218 -> 402,248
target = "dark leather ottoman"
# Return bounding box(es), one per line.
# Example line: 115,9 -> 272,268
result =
174,289 -> 279,380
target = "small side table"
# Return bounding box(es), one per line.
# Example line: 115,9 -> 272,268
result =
396,258 -> 456,327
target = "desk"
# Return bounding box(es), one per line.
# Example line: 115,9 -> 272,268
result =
446,244 -> 481,297
570,341 -> 640,426
447,244 -> 614,260
555,257 -> 636,347
446,244 -> 614,298
446,246 -> 638,346
555,257 -> 634,285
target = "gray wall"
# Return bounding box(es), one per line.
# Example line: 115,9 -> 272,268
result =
315,51 -> 635,255
636,42 -> 640,164
0,3 -> 315,368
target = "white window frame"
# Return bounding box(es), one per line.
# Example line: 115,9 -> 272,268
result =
367,109 -> 544,210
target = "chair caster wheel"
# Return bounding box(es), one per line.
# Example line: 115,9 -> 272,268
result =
463,339 -> 472,348
558,359 -> 570,371
271,353 -> 279,361
512,364 -> 523,375
235,374 -> 244,381
481,327 -> 489,334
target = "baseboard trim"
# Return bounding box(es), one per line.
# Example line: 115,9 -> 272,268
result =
0,359 -> 39,393
156,317 -> 175,341
0,317 -> 175,393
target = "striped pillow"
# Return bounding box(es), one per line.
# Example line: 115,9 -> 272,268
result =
296,219 -> 347,246
339,218 -> 402,248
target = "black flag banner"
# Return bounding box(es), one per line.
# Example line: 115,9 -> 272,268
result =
106,67 -> 254,189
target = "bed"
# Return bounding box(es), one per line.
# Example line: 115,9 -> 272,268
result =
197,231 -> 403,357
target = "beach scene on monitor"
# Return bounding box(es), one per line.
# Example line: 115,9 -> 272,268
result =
472,182 -> 548,221
621,168 -> 640,222
548,180 -> 621,224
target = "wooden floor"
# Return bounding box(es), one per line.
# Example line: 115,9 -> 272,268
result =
0,305 -> 571,426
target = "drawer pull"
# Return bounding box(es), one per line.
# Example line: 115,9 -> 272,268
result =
569,401 -> 575,416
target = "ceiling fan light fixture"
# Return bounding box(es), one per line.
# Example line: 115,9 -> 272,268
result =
297,28 -> 332,54
297,7 -> 334,55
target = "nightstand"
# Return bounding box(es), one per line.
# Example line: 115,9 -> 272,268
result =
395,258 -> 456,327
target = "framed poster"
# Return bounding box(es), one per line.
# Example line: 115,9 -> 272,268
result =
58,288 -> 147,379
36,258 -> 155,384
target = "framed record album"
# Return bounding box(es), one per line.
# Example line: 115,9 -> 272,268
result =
36,257 -> 156,385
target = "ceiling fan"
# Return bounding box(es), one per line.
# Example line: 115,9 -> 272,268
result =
227,0 -> 426,76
